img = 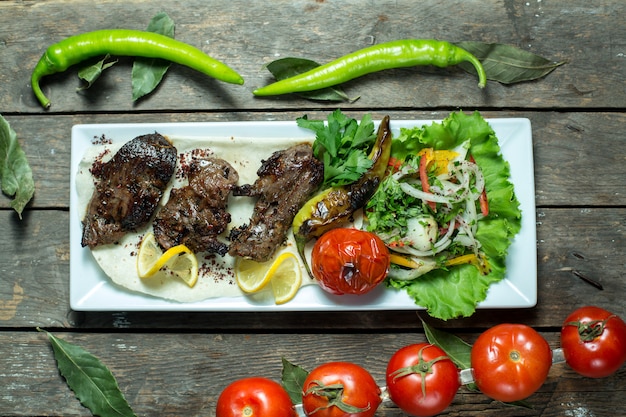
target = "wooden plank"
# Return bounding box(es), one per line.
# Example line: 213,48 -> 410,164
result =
1,208 -> 623,330
0,0 -> 624,113
1,111 -> 625,210
0,210 -> 70,327
1,1 -> 623,416
1,331 -> 624,416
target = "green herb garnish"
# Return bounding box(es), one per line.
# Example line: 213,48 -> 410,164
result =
297,109 -> 376,187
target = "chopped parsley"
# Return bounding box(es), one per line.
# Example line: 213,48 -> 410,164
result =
297,109 -> 375,187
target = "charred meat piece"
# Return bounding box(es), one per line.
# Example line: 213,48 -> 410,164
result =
81,133 -> 176,248
229,143 -> 324,262
153,157 -> 239,255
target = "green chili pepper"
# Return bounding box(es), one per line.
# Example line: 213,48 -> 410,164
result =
254,39 -> 487,96
293,115 -> 392,274
31,29 -> 244,108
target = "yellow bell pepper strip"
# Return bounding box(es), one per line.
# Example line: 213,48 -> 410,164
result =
389,252 -> 491,281
31,29 -> 244,108
389,253 -> 423,269
445,253 -> 491,275
387,253 -> 438,280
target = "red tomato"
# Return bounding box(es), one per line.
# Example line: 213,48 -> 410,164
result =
302,361 -> 381,417
560,305 -> 626,378
216,377 -> 296,417
471,323 -> 552,402
386,343 -> 460,417
311,228 -> 390,295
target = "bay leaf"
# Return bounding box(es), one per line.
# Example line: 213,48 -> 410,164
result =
132,12 -> 176,101
40,329 -> 137,417
421,317 -> 472,370
77,55 -> 118,90
421,318 -> 480,392
265,57 -> 357,102
281,357 -> 308,405
455,41 -> 566,84
0,113 -> 34,218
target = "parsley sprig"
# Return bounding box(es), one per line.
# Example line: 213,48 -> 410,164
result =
297,109 -> 375,187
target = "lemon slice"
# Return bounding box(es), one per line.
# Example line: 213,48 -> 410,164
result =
167,250 -> 199,288
137,233 -> 164,278
269,253 -> 302,304
136,232 -> 199,287
235,256 -> 276,293
235,252 -> 302,303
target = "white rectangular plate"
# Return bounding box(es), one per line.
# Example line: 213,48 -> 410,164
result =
70,118 -> 536,311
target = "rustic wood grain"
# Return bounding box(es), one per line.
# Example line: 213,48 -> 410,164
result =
1,0 -> 624,415
0,0 -> 624,113
1,331 -> 624,417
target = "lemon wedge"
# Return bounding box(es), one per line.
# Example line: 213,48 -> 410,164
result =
136,232 -> 199,287
235,252 -> 302,304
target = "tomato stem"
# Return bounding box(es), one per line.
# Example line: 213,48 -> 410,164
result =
565,315 -> 616,342
305,380 -> 372,414
389,345 -> 451,398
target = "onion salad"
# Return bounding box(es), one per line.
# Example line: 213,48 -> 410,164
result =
364,111 -> 522,319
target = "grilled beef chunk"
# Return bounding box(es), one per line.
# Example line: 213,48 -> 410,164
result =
153,157 -> 239,255
229,143 -> 324,262
81,133 -> 176,248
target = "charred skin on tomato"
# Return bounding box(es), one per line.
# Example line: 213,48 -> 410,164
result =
311,228 -> 390,295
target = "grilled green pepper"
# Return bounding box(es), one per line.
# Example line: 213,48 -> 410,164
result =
293,115 -> 392,271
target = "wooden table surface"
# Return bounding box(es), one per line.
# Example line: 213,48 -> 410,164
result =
1,0 -> 624,416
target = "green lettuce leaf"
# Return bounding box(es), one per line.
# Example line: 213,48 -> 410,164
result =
387,111 -> 522,319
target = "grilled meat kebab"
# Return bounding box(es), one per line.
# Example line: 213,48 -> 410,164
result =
81,133 -> 177,248
228,143 -> 324,262
153,157 -> 239,255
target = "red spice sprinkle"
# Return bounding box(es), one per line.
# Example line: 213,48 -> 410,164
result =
177,148 -> 216,180
91,134 -> 113,145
